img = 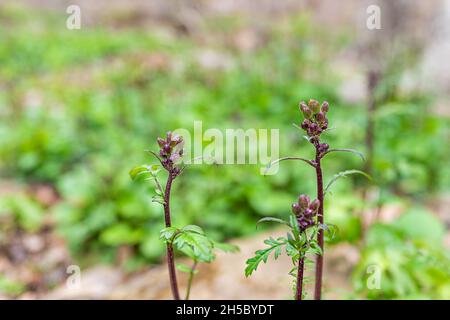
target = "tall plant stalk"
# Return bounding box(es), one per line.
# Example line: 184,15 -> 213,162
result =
163,173 -> 180,300
247,99 -> 368,300
313,148 -> 324,300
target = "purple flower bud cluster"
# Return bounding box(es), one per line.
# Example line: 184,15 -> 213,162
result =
299,100 -> 329,141
157,131 -> 184,174
291,194 -> 320,232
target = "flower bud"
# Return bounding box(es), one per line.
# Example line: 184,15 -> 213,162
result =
308,99 -> 320,114
157,137 -> 165,148
304,208 -> 313,217
309,199 -> 320,213
301,119 -> 311,130
292,203 -> 301,215
170,135 -> 182,147
310,123 -> 319,135
299,102 -> 312,119
298,194 -> 310,209
316,111 -> 326,123
321,101 -> 329,113
163,144 -> 171,153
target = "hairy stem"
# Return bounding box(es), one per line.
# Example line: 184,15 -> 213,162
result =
314,150 -> 324,300
185,261 -> 198,300
296,255 -> 305,300
163,173 -> 180,300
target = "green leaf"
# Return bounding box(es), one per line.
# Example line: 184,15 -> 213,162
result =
324,170 -> 372,194
245,237 -> 287,277
173,231 -> 214,262
323,148 -> 365,161
264,157 -> 314,175
129,164 -> 160,180
319,223 -> 338,240
308,240 -> 323,255
256,217 -> 289,228
182,225 -> 205,235
286,243 -> 300,262
176,263 -> 197,274
289,214 -> 300,240
159,227 -> 179,242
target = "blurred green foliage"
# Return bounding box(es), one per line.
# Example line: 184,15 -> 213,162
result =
353,208 -> 450,299
0,3 -> 449,297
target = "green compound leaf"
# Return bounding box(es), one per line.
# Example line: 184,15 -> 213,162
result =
174,232 -> 212,259
245,237 -> 287,277
182,225 -> 205,235
159,227 -> 179,242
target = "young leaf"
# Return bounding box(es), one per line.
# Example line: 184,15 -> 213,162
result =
129,164 -> 160,180
173,231 -> 214,262
160,227 -> 179,242
245,237 -> 287,277
182,225 -> 205,235
264,157 -> 315,175
256,217 -> 289,228
289,214 -> 300,241
324,170 -> 372,194
323,148 -> 365,161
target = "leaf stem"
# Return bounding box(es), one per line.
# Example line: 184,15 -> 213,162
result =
163,172 -> 180,300
185,261 -> 198,300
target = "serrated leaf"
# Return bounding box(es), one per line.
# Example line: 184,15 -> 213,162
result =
245,237 -> 287,277
173,231 -> 214,262
324,170 -> 372,194
182,225 -> 205,235
159,227 -> 178,242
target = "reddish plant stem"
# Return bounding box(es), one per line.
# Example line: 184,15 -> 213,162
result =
314,148 -> 324,300
163,172 -> 180,300
296,255 -> 305,300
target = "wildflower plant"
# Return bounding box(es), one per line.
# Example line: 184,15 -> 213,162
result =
130,131 -> 238,300
246,100 -> 370,300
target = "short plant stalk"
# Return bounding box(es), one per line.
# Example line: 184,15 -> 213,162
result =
163,173 -> 180,300
185,261 -> 198,300
314,146 -> 324,300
